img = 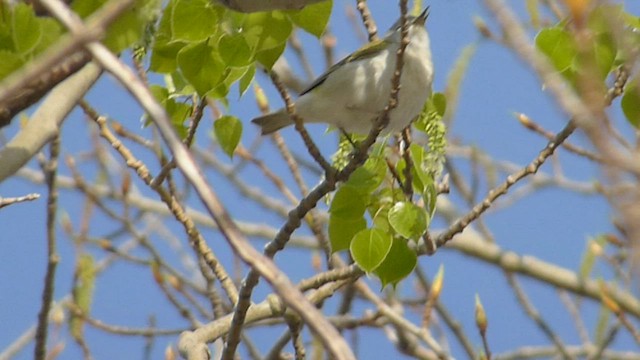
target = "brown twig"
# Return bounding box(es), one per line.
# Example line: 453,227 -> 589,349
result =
414,266 -> 476,358
356,0 -> 378,41
84,108 -> 240,305
268,71 -> 335,175
401,127 -> 414,198
0,193 -> 41,209
505,273 -> 572,359
434,121 -> 577,249
34,135 -> 61,360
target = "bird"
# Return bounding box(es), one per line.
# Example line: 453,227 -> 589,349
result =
251,8 -> 433,136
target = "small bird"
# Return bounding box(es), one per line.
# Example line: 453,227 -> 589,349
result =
252,8 -> 433,136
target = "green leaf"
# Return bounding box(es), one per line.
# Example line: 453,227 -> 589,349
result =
350,228 -> 392,272
388,201 -> 428,240
214,115 -> 243,158
0,17 -> 12,52
423,176 -> 437,218
165,99 -> 191,138
535,27 -> 577,72
587,4 -> 624,35
11,3 -> 42,55
0,50 -> 23,79
406,143 -> 426,191
288,0 -> 332,38
147,84 -> 192,132
255,41 -> 286,69
150,41 -> 186,73
104,1 -> 157,52
329,185 -> 367,219
374,238 -> 417,287
329,215 -> 366,253
74,0 -> 159,52
370,203 -> 390,232
238,65 -> 256,96
177,40 -> 224,95
171,0 -> 219,42
36,18 -> 62,53
168,71 -> 197,96
346,157 -> 386,193
72,0 -> 103,16
208,67 -> 245,99
150,84 -> 169,100
621,78 -> 640,129
242,11 -> 292,51
431,92 -> 447,117
219,33 -> 253,67
592,34 -> 616,79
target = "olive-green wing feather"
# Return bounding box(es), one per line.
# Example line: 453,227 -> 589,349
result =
300,39 -> 389,96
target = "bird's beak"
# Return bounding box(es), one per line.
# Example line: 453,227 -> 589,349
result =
415,6 -> 430,26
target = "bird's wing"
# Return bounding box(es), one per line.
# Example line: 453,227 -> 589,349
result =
300,38 -> 388,96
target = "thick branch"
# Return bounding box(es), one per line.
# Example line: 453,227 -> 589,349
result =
0,63 -> 102,183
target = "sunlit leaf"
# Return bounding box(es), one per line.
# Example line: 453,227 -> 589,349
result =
218,33 -> 253,67
242,11 -> 292,51
329,185 -> 367,219
621,78 -> 640,128
177,40 -> 224,95
11,3 -> 42,55
0,50 -> 23,79
255,42 -> 286,69
535,27 -> 577,72
374,239 -> 417,287
238,65 -> 256,96
346,157 -> 386,193
171,0 -> 218,42
214,115 -> 242,158
165,99 -> 191,138
388,201 -> 428,240
287,0 -> 332,38
350,228 -> 392,272
329,215 -> 366,252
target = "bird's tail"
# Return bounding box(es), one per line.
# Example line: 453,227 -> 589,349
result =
251,111 -> 294,135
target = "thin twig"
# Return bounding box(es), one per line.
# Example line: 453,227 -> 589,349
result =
434,121 -> 577,249
401,128 -> 414,198
34,135 -> 61,360
505,273 -> 572,359
356,0 -> 378,41
0,193 -> 40,208
414,266 -> 476,358
268,71 -> 335,175
517,113 -> 603,163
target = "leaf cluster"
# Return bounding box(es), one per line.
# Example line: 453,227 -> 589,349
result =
0,0 -> 158,79
147,0 -> 331,147
329,93 -> 447,287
